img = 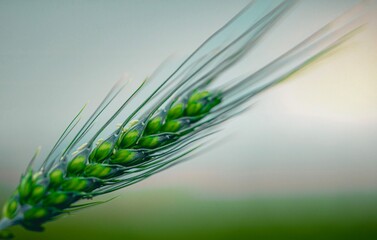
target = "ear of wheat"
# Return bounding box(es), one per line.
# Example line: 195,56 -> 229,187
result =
0,0 -> 364,238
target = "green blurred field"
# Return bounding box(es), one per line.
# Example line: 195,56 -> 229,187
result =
5,190 -> 377,240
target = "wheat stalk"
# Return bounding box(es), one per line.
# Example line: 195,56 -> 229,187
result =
0,0 -> 365,238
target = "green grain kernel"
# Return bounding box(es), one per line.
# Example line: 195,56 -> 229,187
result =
24,207 -> 48,222
110,149 -> 137,164
167,103 -> 184,119
67,155 -> 86,175
188,90 -> 210,103
29,185 -> 47,204
89,140 -> 113,162
84,164 -> 112,179
2,198 -> 18,219
18,170 -> 33,202
118,130 -> 140,148
138,136 -> 160,148
146,116 -> 163,134
43,192 -> 70,207
186,102 -> 203,116
61,178 -> 90,192
162,120 -> 181,132
49,169 -> 64,187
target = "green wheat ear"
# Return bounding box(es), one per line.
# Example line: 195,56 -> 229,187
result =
0,0 -> 365,238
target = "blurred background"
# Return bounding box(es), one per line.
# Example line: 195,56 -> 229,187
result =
0,0 -> 377,239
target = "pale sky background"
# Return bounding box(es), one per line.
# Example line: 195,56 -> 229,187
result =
0,0 -> 376,198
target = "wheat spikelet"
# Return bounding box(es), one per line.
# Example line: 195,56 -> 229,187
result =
0,0 -> 365,238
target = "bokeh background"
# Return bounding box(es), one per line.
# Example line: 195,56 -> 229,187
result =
1,0 -> 377,239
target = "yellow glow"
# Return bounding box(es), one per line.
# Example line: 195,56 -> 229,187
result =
279,23 -> 377,124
